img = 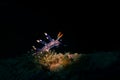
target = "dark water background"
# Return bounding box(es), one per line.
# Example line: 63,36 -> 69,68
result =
0,1 -> 119,58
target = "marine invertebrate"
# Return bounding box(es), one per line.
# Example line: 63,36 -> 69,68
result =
32,32 -> 63,55
31,32 -> 82,72
34,51 -> 81,72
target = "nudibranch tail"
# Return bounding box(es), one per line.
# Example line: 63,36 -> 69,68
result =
57,32 -> 63,40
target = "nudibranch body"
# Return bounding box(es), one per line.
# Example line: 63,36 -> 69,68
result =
32,32 -> 63,55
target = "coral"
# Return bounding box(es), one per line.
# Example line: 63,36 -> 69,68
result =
33,50 -> 82,72
1,32 -> 120,80
1,51 -> 120,80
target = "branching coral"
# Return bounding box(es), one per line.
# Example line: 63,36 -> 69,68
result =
33,50 -> 81,72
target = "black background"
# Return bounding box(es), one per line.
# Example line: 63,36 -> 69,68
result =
0,1 -> 120,58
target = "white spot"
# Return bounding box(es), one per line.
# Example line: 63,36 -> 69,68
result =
36,40 -> 40,43
44,32 -> 47,36
46,37 -> 49,39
